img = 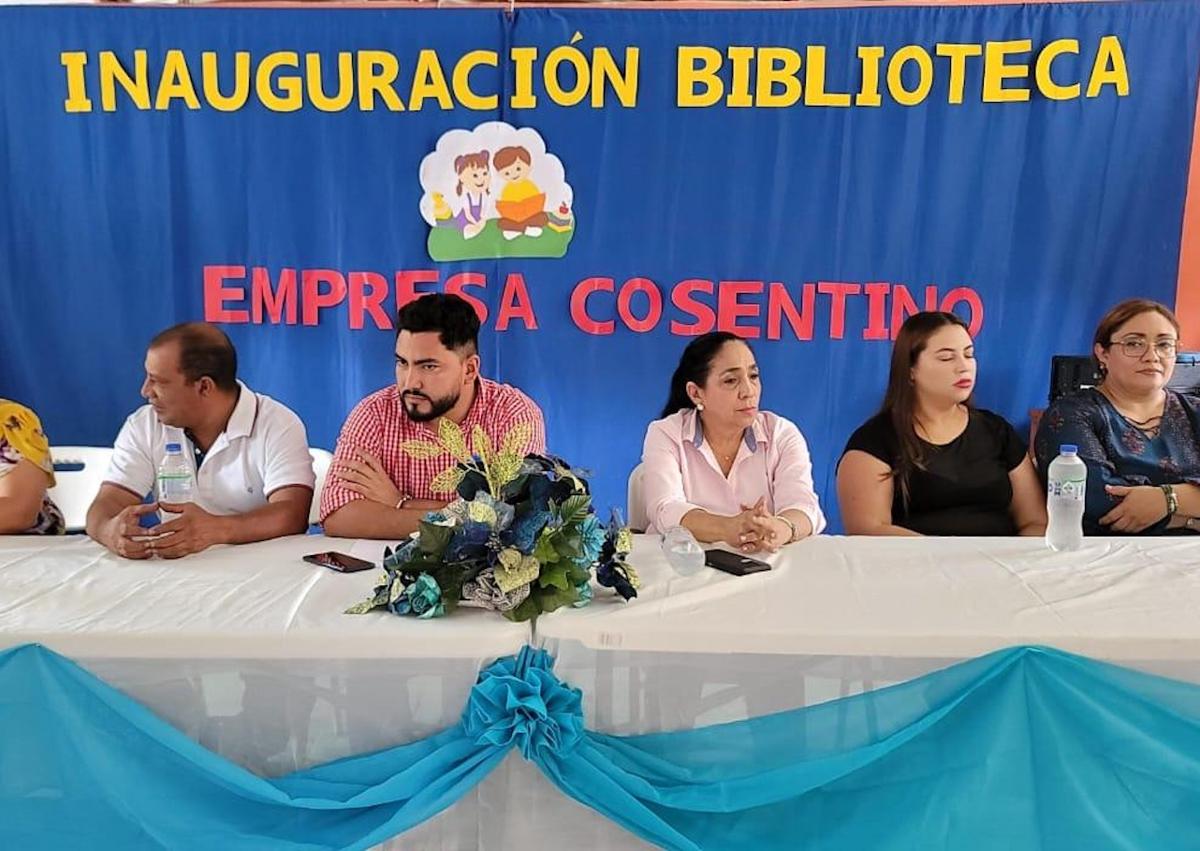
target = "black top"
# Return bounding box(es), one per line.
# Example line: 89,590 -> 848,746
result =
841,408 -> 1028,536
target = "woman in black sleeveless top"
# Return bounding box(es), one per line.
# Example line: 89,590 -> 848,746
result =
837,312 -> 1046,537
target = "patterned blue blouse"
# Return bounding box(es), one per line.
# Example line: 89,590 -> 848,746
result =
1034,389 -> 1200,535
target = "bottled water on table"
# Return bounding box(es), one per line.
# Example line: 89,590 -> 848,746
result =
157,442 -> 195,523
1046,444 -> 1087,552
661,526 -> 706,576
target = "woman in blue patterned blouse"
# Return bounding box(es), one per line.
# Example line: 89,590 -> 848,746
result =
1034,299 -> 1200,535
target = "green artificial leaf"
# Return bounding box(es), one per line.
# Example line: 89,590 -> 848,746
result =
344,598 -> 380,615
553,531 -> 583,560
532,583 -> 582,615
565,564 -> 592,586
538,562 -> 570,591
503,596 -> 541,623
558,494 -> 591,525
534,531 -> 560,564
495,554 -> 539,594
417,520 -> 454,555
344,586 -> 389,615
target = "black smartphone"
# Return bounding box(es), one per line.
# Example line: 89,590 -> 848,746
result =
705,549 -> 771,576
303,551 -> 376,573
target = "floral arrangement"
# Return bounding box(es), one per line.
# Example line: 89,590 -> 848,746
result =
346,420 -> 638,622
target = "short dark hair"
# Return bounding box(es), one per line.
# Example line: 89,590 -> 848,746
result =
1093,299 -> 1181,352
149,322 -> 238,392
396,293 -> 480,354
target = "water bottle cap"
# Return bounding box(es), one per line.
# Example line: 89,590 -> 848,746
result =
1059,444 -> 1078,455
165,442 -> 183,453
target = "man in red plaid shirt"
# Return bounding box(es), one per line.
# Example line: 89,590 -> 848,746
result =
321,294 -> 545,539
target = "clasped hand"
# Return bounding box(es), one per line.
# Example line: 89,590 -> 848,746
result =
724,497 -> 790,554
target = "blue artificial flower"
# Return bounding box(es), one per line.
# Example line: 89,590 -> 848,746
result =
527,474 -> 554,512
466,492 -> 515,531
597,559 -> 638,601
407,573 -> 445,619
382,538 -> 421,572
491,500 -> 516,532
456,468 -> 490,501
504,509 -> 552,554
446,520 -> 493,561
571,581 -> 593,608
386,575 -> 412,616
575,514 -> 605,565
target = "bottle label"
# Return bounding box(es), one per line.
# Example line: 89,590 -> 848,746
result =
1048,478 -> 1086,500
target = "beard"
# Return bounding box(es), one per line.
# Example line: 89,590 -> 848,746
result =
402,389 -> 459,422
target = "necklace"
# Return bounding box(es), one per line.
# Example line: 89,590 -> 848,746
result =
1100,387 -> 1165,436
698,416 -> 740,464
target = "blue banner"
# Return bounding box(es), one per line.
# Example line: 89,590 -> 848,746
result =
2,2 -> 1198,527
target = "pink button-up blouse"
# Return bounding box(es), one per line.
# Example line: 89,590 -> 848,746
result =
640,408 -> 825,535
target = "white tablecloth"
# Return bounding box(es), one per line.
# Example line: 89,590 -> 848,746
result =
0,534 -> 528,659
0,534 -> 543,849
5,533 -> 1200,850
541,534 -> 1200,660
539,535 -> 1200,742
0,534 -> 528,778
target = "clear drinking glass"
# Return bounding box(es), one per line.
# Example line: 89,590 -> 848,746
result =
661,526 -> 706,576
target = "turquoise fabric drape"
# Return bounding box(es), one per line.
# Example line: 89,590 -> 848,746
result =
0,645 -> 505,850
4,643 -> 1200,850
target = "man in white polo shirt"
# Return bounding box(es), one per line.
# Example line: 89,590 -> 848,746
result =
86,323 -> 315,559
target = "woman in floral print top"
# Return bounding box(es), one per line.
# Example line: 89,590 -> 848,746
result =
1035,300 -> 1200,536
0,399 -> 64,534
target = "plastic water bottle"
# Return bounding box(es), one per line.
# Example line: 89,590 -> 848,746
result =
1046,444 -> 1087,552
157,442 -> 195,522
661,526 -> 705,576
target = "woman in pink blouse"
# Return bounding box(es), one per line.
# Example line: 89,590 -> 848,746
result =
640,332 -> 824,553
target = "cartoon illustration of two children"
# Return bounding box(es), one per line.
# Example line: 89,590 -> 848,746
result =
447,145 -> 551,241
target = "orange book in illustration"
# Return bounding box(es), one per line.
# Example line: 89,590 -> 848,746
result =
496,193 -> 547,224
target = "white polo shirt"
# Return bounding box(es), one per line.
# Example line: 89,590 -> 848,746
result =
105,381 -> 316,515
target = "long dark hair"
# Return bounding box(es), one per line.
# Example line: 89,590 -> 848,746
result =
881,311 -> 973,504
660,332 -> 746,419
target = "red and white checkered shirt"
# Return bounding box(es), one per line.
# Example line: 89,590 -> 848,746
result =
319,379 -> 546,521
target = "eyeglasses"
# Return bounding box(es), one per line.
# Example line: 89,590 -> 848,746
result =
1107,338 -> 1178,359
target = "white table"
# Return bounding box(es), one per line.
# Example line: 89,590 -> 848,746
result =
543,534 -> 1200,659
0,533 -> 530,659
0,534 -> 535,850
6,533 -> 1200,850
539,534 -> 1200,735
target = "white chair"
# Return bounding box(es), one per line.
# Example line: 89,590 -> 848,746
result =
626,462 -> 648,532
309,448 -> 334,526
48,446 -> 114,533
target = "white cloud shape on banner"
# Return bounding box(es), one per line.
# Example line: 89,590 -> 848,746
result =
418,121 -> 573,227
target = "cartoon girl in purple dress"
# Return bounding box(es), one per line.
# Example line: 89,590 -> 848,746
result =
453,151 -> 491,239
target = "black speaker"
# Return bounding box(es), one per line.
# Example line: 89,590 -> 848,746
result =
1048,356 -> 1101,403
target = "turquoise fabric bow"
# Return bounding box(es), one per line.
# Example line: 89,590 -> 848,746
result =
463,646 -> 585,759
